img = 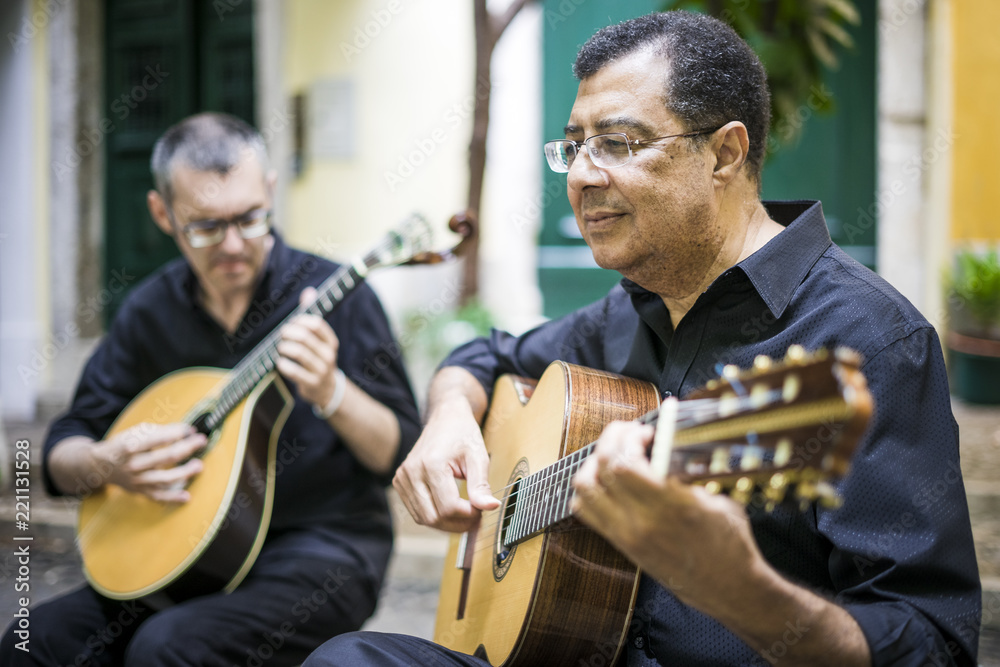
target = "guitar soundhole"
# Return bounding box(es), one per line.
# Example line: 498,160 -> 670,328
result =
190,411 -> 223,457
493,458 -> 529,581
191,412 -> 213,437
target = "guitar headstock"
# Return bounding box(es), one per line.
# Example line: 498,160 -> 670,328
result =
363,213 -> 435,270
661,346 -> 872,509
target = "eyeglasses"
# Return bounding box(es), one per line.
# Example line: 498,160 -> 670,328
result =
543,128 -> 722,173
169,208 -> 272,248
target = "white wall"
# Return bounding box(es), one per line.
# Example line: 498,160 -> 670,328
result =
0,0 -> 41,420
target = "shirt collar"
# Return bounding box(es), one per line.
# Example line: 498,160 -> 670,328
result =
620,200 -> 831,319
739,200 -> 831,318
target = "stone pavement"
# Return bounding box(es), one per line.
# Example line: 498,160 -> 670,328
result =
2,399 -> 999,664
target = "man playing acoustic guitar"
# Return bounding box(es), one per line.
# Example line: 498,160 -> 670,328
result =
0,113 -> 422,666
304,11 -> 981,667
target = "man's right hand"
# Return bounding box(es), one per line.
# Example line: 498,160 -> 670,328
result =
101,422 -> 207,502
392,368 -> 500,533
51,423 -> 207,503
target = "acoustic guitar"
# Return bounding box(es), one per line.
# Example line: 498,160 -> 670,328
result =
433,346 -> 872,666
77,213 -> 472,604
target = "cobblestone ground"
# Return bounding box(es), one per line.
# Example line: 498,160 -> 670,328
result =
2,399 -> 999,663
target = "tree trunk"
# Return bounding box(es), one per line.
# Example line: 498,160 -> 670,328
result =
461,0 -> 533,306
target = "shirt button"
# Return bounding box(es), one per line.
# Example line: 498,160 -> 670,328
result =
663,391 -> 672,398
633,635 -> 645,650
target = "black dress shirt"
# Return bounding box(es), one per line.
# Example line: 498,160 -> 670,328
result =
44,232 -> 421,581
442,201 -> 981,666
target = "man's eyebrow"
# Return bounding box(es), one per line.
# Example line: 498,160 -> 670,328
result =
596,116 -> 656,135
563,117 -> 657,137
188,204 -> 263,224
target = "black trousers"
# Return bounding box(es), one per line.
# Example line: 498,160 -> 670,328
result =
0,532 -> 384,667
302,631 -> 490,667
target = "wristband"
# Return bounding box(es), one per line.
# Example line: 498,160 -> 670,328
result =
313,368 -> 347,419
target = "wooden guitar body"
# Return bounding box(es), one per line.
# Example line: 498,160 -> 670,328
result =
434,348 -> 872,667
434,362 -> 660,666
71,213 -> 452,602
77,368 -> 293,603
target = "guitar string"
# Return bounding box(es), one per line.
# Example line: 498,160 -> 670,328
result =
460,390 -> 788,558
203,231 -> 410,428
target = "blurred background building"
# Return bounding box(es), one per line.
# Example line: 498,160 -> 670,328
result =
1,0 -> 997,421
1,0 -> 999,657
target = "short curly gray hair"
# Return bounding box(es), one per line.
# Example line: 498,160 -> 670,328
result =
150,112 -> 268,204
573,11 -> 771,186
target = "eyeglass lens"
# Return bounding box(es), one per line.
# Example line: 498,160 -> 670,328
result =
184,210 -> 271,248
545,134 -> 633,173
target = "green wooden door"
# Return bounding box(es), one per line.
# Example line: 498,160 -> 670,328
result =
103,0 -> 255,322
539,1 -> 877,319
539,0 -> 663,319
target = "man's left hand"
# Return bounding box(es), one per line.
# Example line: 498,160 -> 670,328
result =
571,420 -> 765,619
276,287 -> 341,409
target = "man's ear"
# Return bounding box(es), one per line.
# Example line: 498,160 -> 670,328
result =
711,121 -> 750,187
148,190 -> 173,235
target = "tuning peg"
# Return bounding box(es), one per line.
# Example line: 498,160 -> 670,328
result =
722,364 -> 741,380
748,383 -> 768,408
753,355 -> 773,371
730,476 -> 754,505
774,438 -> 793,467
740,446 -> 764,471
764,472 -> 789,511
785,344 -> 807,364
719,391 -> 739,417
834,347 -> 861,366
710,447 -> 731,474
793,471 -> 824,510
816,481 -> 842,509
704,480 -> 723,495
782,374 -> 801,403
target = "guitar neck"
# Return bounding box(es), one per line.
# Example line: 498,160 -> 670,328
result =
501,350 -> 869,547
199,257 -> 374,433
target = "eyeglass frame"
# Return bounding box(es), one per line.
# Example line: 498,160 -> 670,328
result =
543,126 -> 724,173
165,205 -> 273,249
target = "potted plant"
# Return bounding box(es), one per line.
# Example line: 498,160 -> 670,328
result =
945,248 -> 1000,404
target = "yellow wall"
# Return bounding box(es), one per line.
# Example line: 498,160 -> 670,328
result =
284,0 -> 475,260
950,0 -> 1000,241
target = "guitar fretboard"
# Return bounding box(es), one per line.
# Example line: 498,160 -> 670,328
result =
500,391 -> 789,547
200,261 -> 369,433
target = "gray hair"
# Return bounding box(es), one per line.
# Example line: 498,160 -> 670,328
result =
574,11 -> 771,187
150,112 -> 269,204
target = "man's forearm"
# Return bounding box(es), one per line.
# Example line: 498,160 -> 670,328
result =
691,558 -> 871,667
326,378 -> 401,475
425,366 -> 489,425
47,436 -> 104,496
